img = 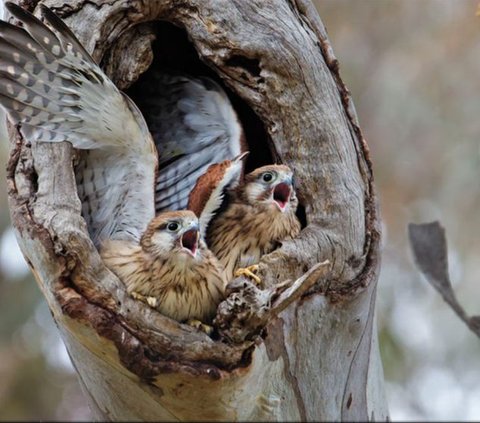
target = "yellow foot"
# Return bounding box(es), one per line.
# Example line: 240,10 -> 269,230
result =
234,264 -> 261,285
130,291 -> 158,308
186,319 -> 214,336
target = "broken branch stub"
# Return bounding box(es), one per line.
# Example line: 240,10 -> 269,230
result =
215,261 -> 331,343
409,221 -> 480,339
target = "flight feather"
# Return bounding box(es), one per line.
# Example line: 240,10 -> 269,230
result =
0,2 -> 157,245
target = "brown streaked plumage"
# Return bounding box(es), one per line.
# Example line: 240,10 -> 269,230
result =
100,210 -> 226,323
190,163 -> 301,282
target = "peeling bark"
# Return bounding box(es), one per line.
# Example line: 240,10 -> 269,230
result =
6,0 -> 388,420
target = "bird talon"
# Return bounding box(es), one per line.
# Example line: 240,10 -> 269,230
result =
146,296 -> 159,307
130,291 -> 158,308
234,264 -> 261,285
130,291 -> 145,301
186,319 -> 214,335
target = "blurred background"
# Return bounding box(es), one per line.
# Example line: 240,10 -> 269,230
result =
0,0 -> 479,420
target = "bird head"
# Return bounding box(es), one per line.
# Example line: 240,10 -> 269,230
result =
140,210 -> 200,259
242,165 -> 298,212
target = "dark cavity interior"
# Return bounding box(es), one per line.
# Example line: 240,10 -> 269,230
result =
126,21 -> 272,173
126,21 -> 307,228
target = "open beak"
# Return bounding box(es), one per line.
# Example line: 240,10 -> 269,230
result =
273,181 -> 292,211
181,228 -> 199,257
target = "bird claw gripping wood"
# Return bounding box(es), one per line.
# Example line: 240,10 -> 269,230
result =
186,319 -> 214,336
234,264 -> 261,285
214,261 -> 331,343
130,291 -> 158,308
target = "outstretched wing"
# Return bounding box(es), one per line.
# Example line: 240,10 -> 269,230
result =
0,3 -> 157,245
187,152 -> 248,238
133,71 -> 246,214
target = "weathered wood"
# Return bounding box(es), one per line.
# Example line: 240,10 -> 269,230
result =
5,0 -> 388,420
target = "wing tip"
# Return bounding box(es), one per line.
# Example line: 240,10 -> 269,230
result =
5,2 -> 38,23
235,151 -> 249,163
4,2 -> 20,14
38,3 -> 94,61
187,156 -> 246,235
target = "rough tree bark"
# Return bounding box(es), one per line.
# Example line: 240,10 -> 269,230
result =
6,0 -> 388,420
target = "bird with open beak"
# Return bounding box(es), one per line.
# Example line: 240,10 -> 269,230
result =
190,163 -> 301,284
101,210 -> 226,324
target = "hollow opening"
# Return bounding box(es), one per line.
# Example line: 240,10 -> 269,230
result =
126,21 -> 272,173
126,21 -> 308,228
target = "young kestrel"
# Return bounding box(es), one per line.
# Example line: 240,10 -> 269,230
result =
101,211 -> 226,323
189,160 -> 301,283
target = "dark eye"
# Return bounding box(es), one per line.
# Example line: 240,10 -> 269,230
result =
262,172 -> 274,182
167,222 -> 179,232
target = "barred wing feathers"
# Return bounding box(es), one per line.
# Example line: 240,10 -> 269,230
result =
0,3 -> 157,245
134,72 -> 246,214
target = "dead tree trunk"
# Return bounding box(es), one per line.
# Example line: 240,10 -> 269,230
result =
6,0 -> 388,420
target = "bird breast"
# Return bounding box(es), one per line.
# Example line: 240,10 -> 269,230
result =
100,240 -> 225,322
208,202 -> 301,281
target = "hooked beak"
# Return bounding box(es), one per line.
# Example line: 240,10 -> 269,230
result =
273,180 -> 292,211
180,227 -> 199,257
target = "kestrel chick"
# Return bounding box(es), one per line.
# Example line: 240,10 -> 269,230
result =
189,162 -> 301,282
101,211 -> 226,323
